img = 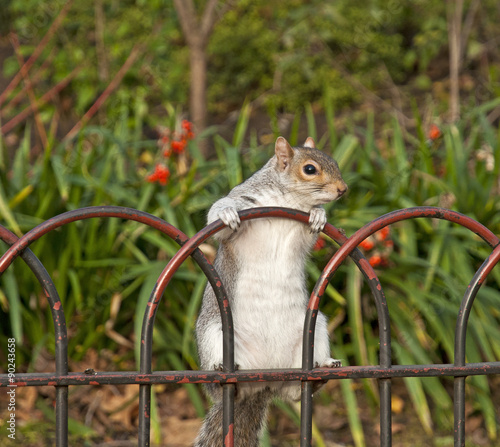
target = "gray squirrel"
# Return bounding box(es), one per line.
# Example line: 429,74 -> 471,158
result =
194,136 -> 347,446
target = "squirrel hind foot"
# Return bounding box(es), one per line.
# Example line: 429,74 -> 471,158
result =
321,358 -> 342,368
214,363 -> 240,371
314,358 -> 342,368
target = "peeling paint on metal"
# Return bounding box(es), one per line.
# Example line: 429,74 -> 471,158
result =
359,259 -> 376,279
224,424 -> 234,447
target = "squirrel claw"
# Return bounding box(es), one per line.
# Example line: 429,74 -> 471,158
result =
218,207 -> 240,231
322,358 -> 342,368
214,363 -> 240,371
308,208 -> 327,233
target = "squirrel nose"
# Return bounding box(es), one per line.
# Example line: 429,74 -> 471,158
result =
337,185 -> 347,197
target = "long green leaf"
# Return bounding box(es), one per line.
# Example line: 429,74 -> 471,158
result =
1,266 -> 22,342
334,344 -> 366,447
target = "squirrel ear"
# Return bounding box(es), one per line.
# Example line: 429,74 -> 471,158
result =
275,137 -> 294,171
304,137 -> 316,148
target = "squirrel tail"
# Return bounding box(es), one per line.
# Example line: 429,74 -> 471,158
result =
194,388 -> 273,447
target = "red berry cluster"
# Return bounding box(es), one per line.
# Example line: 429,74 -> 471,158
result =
359,226 -> 393,267
146,164 -> 170,185
161,120 -> 195,157
147,120 -> 194,185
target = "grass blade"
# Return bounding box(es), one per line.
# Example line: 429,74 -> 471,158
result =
1,266 -> 22,342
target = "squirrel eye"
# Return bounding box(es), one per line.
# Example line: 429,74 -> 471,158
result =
303,164 -> 317,175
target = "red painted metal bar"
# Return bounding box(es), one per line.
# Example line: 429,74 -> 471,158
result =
1,206 -> 499,447
454,243 -> 500,447
302,221 -> 392,447
0,226 -> 68,367
0,225 -> 69,446
304,206 -> 499,447
139,208 -> 318,447
309,207 -> 498,312
0,206 -> 230,447
2,362 -> 500,388
138,212 -> 237,447
0,206 -> 188,273
139,207 -> 366,447
138,244 -> 233,447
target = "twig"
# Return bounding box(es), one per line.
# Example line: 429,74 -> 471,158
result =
64,43 -> 143,141
447,0 -> 464,122
460,0 -> 480,62
380,63 -> 411,130
10,33 -> 49,149
95,0 -> 109,82
486,106 -> 500,124
1,47 -> 57,115
1,67 -> 80,134
0,0 -> 73,106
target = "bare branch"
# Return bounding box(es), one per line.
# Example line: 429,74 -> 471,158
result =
447,0 -> 464,122
461,0 -> 480,61
10,33 -> 49,150
1,67 -> 80,134
0,0 -> 74,106
95,0 -> 109,81
64,43 -> 143,140
173,0 -> 199,46
200,0 -> 221,39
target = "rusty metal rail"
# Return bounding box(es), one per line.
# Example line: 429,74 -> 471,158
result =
1,206 -> 499,447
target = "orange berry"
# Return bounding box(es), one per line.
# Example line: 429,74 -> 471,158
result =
147,164 -> 170,185
181,120 -> 192,132
369,255 -> 382,267
360,238 -> 375,251
171,139 -> 187,154
376,227 -> 390,241
428,124 -> 442,141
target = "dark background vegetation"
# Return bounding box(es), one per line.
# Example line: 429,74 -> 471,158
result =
0,1 -> 500,446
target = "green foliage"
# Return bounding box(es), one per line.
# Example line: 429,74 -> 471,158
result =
6,0 -> 500,125
2,0 -> 500,443
208,0 -> 412,111
1,99 -> 500,443
314,99 -> 500,440
5,0 -> 186,129
207,1 -> 277,114
0,102 -> 220,376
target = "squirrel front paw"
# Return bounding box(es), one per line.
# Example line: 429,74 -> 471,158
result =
218,207 -> 240,231
308,208 -> 327,233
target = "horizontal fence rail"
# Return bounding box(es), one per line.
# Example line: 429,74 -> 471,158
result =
0,206 -> 499,447
2,362 -> 500,387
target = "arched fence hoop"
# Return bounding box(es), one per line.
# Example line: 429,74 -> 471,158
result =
1,205 -> 499,447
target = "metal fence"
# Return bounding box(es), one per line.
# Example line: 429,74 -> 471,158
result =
1,205 -> 499,447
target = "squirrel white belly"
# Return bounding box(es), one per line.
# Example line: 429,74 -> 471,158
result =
194,136 -> 347,447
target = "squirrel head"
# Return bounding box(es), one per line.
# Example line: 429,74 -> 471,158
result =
274,136 -> 347,205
